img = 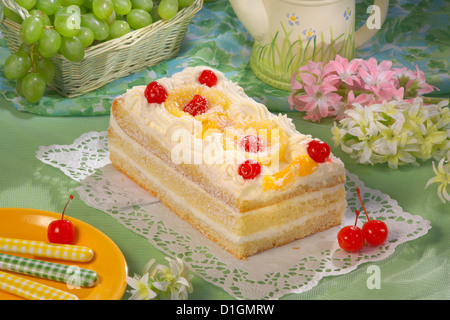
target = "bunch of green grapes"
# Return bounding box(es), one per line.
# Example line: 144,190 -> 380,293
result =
2,0 -> 196,103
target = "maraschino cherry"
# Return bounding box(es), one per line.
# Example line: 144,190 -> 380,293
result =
47,195 -> 75,244
239,135 -> 264,153
198,70 -> 218,87
307,140 -> 331,163
144,81 -> 168,104
337,209 -> 365,252
238,159 -> 261,180
337,187 -> 389,252
356,187 -> 388,245
183,94 -> 209,116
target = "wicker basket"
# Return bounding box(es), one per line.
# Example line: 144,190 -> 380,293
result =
0,0 -> 203,98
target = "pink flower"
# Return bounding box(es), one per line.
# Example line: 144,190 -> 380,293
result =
289,56 -> 437,122
329,100 -> 348,121
393,66 -> 438,96
293,79 -> 342,122
413,66 -> 437,95
347,90 -> 376,108
290,71 -> 303,90
297,61 -> 327,86
298,60 -> 325,75
379,84 -> 404,101
324,55 -> 362,87
358,58 -> 396,96
356,57 -> 407,103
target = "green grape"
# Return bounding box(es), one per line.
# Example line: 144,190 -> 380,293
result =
59,0 -> 85,5
158,0 -> 178,20
30,9 -> 52,26
36,0 -> 61,15
83,0 -> 94,9
22,72 -> 47,103
54,12 -> 81,37
17,44 -> 40,63
81,13 -> 110,40
21,16 -> 45,44
177,0 -> 193,9
59,36 -> 85,61
57,4 -> 82,17
126,9 -> 152,29
107,20 -> 130,39
38,28 -> 62,58
18,43 -> 32,55
93,0 -> 114,20
106,9 -> 116,25
149,5 -> 160,22
3,7 -> 23,24
55,6 -> 68,18
16,78 -> 25,97
35,58 -> 56,84
16,0 -> 37,10
131,0 -> 153,12
76,26 -> 95,47
3,51 -> 32,80
112,0 -> 132,15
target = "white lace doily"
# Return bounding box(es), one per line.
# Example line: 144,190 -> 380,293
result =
36,131 -> 431,300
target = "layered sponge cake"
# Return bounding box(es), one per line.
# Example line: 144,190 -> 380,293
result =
108,66 -> 346,259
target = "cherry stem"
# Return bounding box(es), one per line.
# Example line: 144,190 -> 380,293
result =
61,195 -> 74,220
356,187 -> 370,221
354,209 -> 360,226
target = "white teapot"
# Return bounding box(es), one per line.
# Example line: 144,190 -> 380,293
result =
230,0 -> 389,90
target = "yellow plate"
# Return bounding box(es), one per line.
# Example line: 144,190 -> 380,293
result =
0,208 -> 128,300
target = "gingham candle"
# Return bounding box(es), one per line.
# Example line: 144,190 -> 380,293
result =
0,253 -> 98,288
0,271 -> 79,300
0,237 -> 94,262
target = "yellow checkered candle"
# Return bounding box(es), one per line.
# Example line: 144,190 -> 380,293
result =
0,271 -> 78,300
0,237 -> 94,262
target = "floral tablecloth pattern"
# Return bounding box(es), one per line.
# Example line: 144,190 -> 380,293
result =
0,0 -> 448,116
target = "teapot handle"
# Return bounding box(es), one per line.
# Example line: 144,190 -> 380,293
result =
355,0 -> 389,48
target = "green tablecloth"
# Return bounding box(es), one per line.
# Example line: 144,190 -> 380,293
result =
0,0 -> 449,300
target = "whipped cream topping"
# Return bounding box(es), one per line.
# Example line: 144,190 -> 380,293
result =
117,66 -> 345,199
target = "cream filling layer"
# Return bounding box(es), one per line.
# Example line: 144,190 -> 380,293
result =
110,116 -> 345,245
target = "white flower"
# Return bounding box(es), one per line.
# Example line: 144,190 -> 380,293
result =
151,257 -> 194,300
373,119 -> 404,156
126,272 -> 158,300
414,119 -> 449,160
126,257 -> 193,300
386,148 -> 419,169
331,122 -> 344,147
343,103 -> 380,136
351,139 -> 375,164
377,100 -> 406,125
426,150 -> 450,203
405,98 -> 429,135
332,98 -> 449,169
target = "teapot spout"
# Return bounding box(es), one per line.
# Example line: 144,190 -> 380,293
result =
229,0 -> 269,43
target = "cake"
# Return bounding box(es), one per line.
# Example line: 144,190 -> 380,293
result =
107,66 -> 346,259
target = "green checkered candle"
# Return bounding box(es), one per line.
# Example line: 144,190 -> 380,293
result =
0,253 -> 98,288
